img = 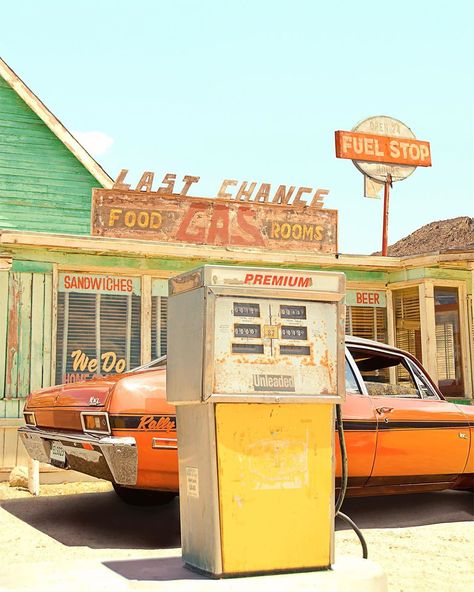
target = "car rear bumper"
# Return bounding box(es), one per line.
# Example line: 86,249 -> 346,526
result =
18,426 -> 138,486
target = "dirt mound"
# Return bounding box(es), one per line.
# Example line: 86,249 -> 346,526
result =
373,216 -> 474,256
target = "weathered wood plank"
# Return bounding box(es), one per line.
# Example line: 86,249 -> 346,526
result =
17,273 -> 32,398
5,398 -> 19,418
2,426 -> 19,468
5,274 -> 20,398
0,272 -> 8,399
30,274 -> 45,392
11,261 -> 53,274
42,274 -> 53,387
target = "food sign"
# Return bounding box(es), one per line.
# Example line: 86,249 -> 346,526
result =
91,170 -> 338,253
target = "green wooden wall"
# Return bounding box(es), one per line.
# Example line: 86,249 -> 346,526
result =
0,76 -> 102,234
0,270 -> 53,418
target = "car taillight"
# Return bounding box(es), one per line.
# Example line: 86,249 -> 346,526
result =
80,412 -> 111,435
23,412 -> 36,426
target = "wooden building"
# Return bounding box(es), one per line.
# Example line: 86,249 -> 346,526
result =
0,58 -> 473,475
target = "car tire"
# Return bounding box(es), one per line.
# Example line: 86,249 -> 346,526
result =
113,484 -> 176,506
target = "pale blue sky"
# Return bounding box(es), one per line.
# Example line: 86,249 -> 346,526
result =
2,0 -> 472,253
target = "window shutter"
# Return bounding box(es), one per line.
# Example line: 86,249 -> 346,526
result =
345,306 -> 387,343
393,287 -> 422,362
55,275 -> 141,384
151,296 -> 168,358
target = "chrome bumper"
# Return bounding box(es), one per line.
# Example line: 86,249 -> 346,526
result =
18,426 -> 138,486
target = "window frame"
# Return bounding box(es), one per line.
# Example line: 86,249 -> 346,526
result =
54,271 -> 142,384
347,343 -> 432,400
345,347 -> 368,396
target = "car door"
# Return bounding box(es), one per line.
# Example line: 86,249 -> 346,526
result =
336,354 -> 378,488
349,344 -> 470,488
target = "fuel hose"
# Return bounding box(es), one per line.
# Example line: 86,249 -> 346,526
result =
335,403 -> 368,559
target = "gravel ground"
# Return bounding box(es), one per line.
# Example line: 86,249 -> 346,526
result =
0,482 -> 472,592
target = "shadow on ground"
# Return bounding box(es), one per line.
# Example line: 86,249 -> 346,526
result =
337,490 -> 473,530
104,556 -> 206,581
0,489 -> 472,552
0,490 -> 180,549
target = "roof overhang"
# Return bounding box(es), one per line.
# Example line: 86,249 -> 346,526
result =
0,57 -> 113,189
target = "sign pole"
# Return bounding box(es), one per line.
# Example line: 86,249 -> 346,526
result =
381,173 -> 392,256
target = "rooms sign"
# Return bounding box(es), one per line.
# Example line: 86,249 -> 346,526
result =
91,170 -> 338,253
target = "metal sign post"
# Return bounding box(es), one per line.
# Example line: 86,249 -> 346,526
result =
382,174 -> 392,256
335,116 -> 432,255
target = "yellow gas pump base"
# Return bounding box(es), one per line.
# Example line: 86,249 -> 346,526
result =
216,403 -> 333,575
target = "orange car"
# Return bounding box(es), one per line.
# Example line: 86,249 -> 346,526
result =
20,336 -> 473,505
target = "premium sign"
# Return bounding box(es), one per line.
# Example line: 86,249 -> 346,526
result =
91,189 -> 338,253
243,272 -> 312,288
335,131 -> 431,167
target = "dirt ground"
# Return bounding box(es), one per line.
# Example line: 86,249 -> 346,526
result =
372,215 -> 474,256
0,482 -> 472,591
0,479 -> 113,500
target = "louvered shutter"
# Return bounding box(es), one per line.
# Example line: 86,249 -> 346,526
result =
55,274 -> 141,384
151,279 -> 168,358
393,287 -> 422,363
345,306 -> 387,342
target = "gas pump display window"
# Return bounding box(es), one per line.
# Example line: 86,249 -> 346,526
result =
234,324 -> 261,338
280,305 -> 306,319
232,343 -> 265,354
280,345 -> 311,356
214,295 -> 339,396
281,326 -> 308,340
233,302 -> 260,317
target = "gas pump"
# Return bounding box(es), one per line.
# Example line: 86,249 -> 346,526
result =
167,265 -> 346,577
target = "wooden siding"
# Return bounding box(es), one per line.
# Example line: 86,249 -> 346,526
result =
1,272 -> 53,412
0,77 -> 102,234
0,419 -> 29,472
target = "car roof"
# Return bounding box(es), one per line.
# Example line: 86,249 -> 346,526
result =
345,335 -> 410,357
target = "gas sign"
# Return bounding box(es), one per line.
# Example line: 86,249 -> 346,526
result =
91,189 -> 338,253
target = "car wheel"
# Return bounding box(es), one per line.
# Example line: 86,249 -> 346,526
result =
113,484 -> 177,506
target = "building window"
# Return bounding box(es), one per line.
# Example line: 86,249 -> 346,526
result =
151,279 -> 168,358
345,290 -> 387,342
56,273 -> 141,384
434,287 -> 464,397
393,287 -> 422,363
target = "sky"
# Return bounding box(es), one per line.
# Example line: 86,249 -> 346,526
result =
1,0 -> 472,254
